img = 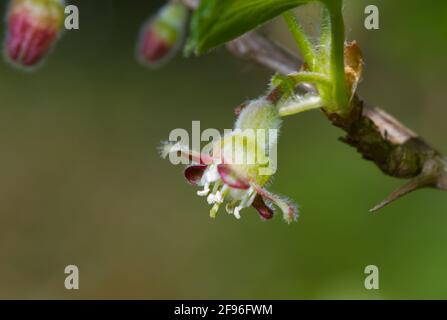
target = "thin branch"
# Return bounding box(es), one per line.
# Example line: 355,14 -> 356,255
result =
226,32 -> 301,77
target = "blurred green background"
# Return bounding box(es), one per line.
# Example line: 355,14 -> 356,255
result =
0,0 -> 446,299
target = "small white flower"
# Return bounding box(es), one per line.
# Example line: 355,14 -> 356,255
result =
162,98 -> 299,223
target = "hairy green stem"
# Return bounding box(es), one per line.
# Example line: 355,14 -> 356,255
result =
288,71 -> 331,88
325,0 -> 348,113
278,96 -> 324,117
282,11 -> 316,70
317,6 -> 331,73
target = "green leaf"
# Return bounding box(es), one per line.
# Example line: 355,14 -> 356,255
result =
187,0 -> 314,55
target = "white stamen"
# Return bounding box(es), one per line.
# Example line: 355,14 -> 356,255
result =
197,183 -> 210,196
230,188 -> 256,220
207,190 -> 223,204
233,206 -> 242,219
215,191 -> 223,203
225,203 -> 234,214
207,193 -> 215,204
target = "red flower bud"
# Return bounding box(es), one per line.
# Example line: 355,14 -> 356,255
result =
137,3 -> 188,67
4,0 -> 64,69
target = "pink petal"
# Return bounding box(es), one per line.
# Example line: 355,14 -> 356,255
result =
184,165 -> 207,186
252,184 -> 299,223
252,194 -> 274,220
217,164 -> 250,190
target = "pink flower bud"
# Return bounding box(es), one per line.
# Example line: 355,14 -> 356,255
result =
4,0 -> 65,69
137,3 -> 188,67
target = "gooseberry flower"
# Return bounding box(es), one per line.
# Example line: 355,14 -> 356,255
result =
161,98 -> 299,223
137,2 -> 188,67
4,0 -> 65,69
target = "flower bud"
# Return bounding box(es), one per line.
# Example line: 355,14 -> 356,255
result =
137,3 -> 188,67
4,0 -> 65,69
